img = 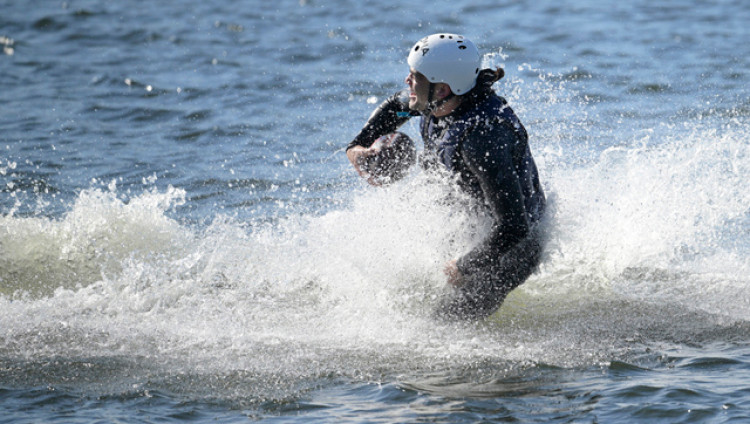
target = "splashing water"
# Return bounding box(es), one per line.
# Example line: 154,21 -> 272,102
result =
2,114 -> 749,405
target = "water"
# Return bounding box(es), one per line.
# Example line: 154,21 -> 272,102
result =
2,0 -> 749,422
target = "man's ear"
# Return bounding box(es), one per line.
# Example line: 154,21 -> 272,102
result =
435,83 -> 454,100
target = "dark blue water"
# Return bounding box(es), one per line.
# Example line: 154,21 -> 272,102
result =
2,0 -> 750,422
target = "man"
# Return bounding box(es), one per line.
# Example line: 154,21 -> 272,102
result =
346,33 -> 546,320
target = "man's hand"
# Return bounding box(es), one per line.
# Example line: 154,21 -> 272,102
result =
346,145 -> 382,186
444,259 -> 463,287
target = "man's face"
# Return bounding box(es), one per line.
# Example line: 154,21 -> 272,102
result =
405,69 -> 430,111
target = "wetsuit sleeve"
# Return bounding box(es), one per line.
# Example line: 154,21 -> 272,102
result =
456,121 -> 531,273
346,90 -> 412,151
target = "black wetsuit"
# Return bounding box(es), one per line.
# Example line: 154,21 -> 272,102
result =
347,72 -> 546,320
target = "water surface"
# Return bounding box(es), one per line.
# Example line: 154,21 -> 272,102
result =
2,0 -> 750,422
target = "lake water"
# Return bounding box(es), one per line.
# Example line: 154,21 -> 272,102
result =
2,0 -> 750,422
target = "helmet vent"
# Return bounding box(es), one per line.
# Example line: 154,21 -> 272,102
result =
458,45 -> 467,50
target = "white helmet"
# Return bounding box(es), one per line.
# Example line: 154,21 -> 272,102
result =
407,33 -> 481,95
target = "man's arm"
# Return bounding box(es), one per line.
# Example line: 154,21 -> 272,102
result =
346,90 -> 414,184
346,89 -> 412,151
456,121 -> 530,273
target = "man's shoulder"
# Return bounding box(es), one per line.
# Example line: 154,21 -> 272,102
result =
459,93 -> 510,121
